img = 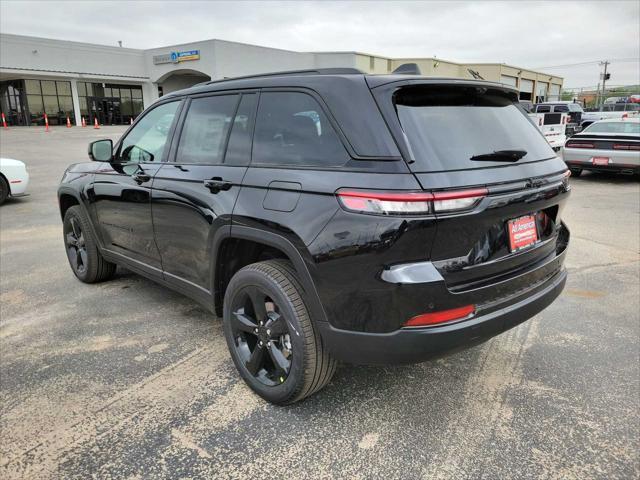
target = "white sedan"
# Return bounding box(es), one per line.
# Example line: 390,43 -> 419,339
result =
563,118 -> 639,176
0,158 -> 30,205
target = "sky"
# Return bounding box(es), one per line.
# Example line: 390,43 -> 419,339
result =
1,0 -> 638,89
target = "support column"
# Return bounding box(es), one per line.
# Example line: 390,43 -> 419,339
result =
141,81 -> 159,109
70,78 -> 82,126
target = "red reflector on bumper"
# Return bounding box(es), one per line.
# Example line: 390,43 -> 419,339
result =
404,304 -> 475,327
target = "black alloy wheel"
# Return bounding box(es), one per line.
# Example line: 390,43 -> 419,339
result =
62,206 -> 116,283
230,286 -> 293,386
65,216 -> 88,275
223,260 -> 336,405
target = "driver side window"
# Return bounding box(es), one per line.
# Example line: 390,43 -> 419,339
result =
119,101 -> 180,163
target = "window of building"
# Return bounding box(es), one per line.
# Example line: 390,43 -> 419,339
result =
77,82 -> 144,125
20,79 -> 73,125
0,80 -> 28,126
252,91 -> 350,168
176,95 -> 239,164
119,101 -> 179,163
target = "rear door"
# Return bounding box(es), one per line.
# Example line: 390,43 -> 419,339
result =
372,82 -> 570,289
151,92 -> 256,298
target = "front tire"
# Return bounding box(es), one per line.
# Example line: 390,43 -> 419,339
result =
569,167 -> 583,177
223,260 -> 336,405
63,205 -> 116,283
0,176 -> 9,205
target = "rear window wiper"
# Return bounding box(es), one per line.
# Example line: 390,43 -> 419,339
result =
470,149 -> 527,162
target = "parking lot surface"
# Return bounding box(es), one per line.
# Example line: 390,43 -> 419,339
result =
1,127 -> 639,479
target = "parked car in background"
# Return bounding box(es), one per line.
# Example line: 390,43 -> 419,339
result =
528,110 -> 567,151
581,102 -> 640,129
58,70 -> 571,404
0,158 -> 29,205
563,118 -> 640,176
533,102 -> 583,136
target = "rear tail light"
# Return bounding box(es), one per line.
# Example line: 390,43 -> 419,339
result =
431,189 -> 488,212
336,188 -> 487,215
565,142 -> 594,148
404,304 -> 475,327
622,113 -> 628,119
613,144 -> 640,150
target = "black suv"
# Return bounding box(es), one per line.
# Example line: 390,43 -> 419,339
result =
58,69 -> 570,404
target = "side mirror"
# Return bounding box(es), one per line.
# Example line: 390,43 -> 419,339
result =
88,139 -> 113,162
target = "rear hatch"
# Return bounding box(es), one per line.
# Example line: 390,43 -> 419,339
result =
372,81 -> 570,290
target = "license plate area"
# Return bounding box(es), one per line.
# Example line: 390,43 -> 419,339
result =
507,214 -> 539,252
592,156 -> 610,166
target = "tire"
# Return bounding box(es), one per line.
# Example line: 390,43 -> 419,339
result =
63,205 -> 116,283
569,167 -> 583,177
0,176 -> 9,205
223,260 -> 336,405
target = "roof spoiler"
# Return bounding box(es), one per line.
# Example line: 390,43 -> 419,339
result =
392,63 -> 422,75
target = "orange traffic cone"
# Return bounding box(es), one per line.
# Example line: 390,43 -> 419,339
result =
1,112 -> 8,129
81,117 -> 86,127
66,116 -> 72,128
44,113 -> 50,132
93,117 -> 100,129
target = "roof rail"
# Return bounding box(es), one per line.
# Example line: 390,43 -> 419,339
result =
204,68 -> 363,85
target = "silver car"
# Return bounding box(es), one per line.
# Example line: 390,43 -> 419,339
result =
563,118 -> 639,176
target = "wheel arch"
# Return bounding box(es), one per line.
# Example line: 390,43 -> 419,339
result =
58,191 -> 80,220
212,226 -> 328,324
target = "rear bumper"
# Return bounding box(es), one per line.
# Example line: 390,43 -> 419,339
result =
318,267 -> 566,365
563,148 -> 640,174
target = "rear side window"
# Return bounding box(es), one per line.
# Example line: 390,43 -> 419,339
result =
252,91 -> 350,167
176,95 -> 238,164
553,105 -> 569,112
395,86 -> 554,172
536,105 -> 551,113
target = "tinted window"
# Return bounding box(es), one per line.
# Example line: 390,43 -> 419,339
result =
553,105 -> 569,112
252,92 -> 349,167
176,95 -> 238,164
224,93 -> 258,166
395,86 -> 554,172
536,105 -> 551,113
614,104 -> 626,112
119,101 -> 179,163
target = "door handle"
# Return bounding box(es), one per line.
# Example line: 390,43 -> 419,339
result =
204,177 -> 232,194
132,172 -> 151,183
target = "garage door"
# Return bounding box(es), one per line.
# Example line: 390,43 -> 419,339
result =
548,84 -> 561,101
519,79 -> 533,101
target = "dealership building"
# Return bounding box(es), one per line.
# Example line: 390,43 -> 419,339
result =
0,33 -> 563,126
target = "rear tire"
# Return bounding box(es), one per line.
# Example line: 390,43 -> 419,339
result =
63,205 -> 116,283
0,176 -> 9,205
223,260 -> 336,405
569,168 -> 583,177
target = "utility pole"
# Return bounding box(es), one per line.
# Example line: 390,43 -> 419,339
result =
599,60 -> 610,108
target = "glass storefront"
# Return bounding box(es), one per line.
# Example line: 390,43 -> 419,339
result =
25,79 -> 74,125
78,82 -> 144,125
0,79 -> 145,126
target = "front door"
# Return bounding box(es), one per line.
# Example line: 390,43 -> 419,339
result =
90,99 -> 182,274
152,92 -> 257,296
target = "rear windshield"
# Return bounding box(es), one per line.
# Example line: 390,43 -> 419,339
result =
395,86 -> 554,172
585,122 -> 640,134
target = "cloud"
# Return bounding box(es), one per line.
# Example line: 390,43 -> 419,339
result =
1,0 -> 638,88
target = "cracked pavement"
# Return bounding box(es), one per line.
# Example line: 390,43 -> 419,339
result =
1,127 -> 638,479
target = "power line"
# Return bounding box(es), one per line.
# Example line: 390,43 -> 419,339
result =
534,58 -> 639,69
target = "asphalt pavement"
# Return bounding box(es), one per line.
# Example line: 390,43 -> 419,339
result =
1,126 -> 638,479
